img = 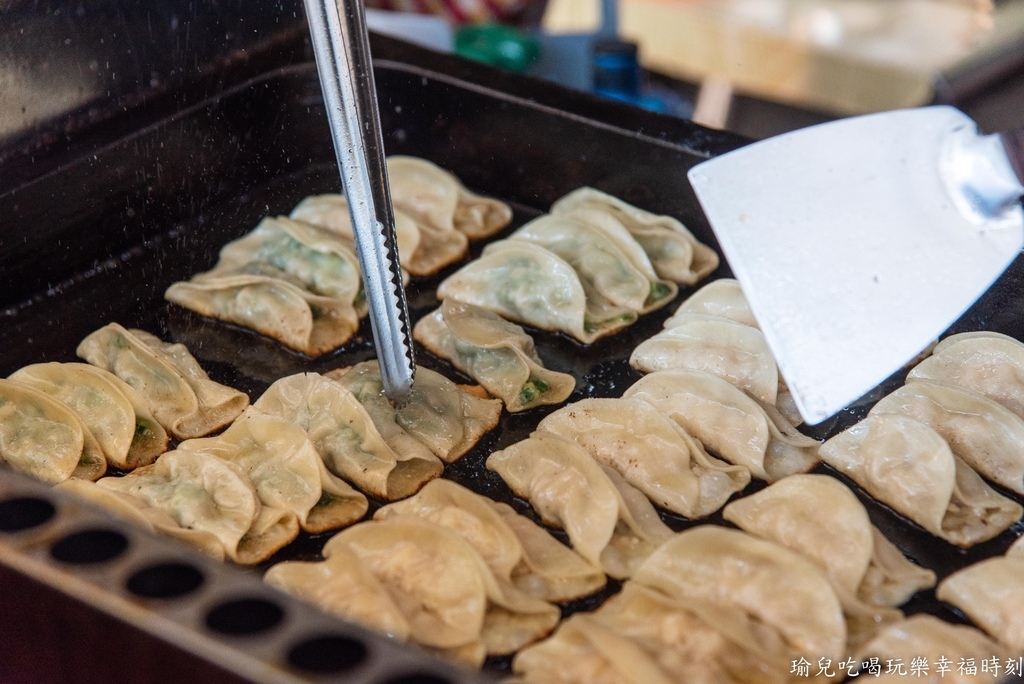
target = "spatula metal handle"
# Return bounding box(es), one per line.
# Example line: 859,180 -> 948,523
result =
999,128 -> 1024,185
303,0 -> 415,404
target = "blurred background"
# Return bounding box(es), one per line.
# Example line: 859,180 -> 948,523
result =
2,0 -> 1023,187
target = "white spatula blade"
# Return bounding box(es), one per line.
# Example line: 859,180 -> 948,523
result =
688,106 -> 1024,425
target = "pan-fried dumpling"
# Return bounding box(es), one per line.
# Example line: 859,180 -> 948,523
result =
537,397 -> 750,518
387,155 -> 512,240
630,312 -> 779,404
622,369 -> 819,482
509,213 -> 677,314
94,448 -> 298,563
820,413 -> 1021,547
323,517 -> 559,664
289,193 -> 422,265
513,584 -> 796,684
937,550 -> 1024,652
253,373 -> 442,500
871,379 -> 1024,495
908,331 -> 1024,420
206,217 -> 364,302
326,361 -> 501,463
633,526 -> 848,664
375,479 -> 605,602
175,409 -> 368,533
0,378 -> 106,483
550,187 -> 719,285
723,474 -> 935,607
857,615 -> 1010,684
437,240 -> 637,344
487,431 -> 674,578
10,362 -> 168,470
264,545 -> 411,640
413,299 -> 575,412
666,278 -> 758,328
77,323 -> 249,440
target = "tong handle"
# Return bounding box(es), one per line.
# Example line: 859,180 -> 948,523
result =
304,0 -> 415,402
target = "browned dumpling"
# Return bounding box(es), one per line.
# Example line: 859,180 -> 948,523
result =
10,362 -> 168,470
77,323 -> 248,440
487,431 -> 674,579
723,474 -> 935,607
414,299 -> 576,413
0,378 -> 106,483
375,479 -> 605,603
820,413 -> 1021,547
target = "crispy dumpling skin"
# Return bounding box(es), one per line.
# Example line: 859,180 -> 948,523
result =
630,312 -> 779,404
871,378 -> 1024,495
622,369 -> 819,482
176,409 -> 368,533
326,361 -> 501,463
323,517 -> 559,663
387,155 -> 512,240
856,615 -> 1011,684
937,551 -> 1024,652
289,193 -> 422,265
437,240 -> 637,344
550,187 -> 719,285
667,278 -> 758,328
908,331 -> 1024,420
264,545 -> 411,640
253,373 -> 442,500
509,213 -> 677,314
0,378 -> 106,483
165,274 -> 361,357
94,448 -> 298,564
77,323 -> 248,440
414,299 -> 575,412
375,479 -> 605,602
538,397 -> 749,518
10,362 -> 168,470
57,478 -> 226,561
723,474 -> 935,607
487,431 -> 674,579
634,526 -> 851,664
820,413 -> 1022,547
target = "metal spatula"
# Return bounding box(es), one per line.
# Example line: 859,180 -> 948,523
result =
303,0 -> 415,403
688,107 -> 1024,425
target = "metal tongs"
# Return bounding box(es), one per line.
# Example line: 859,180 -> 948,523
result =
303,0 -> 415,403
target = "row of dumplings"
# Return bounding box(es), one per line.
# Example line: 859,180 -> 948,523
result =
0,323 -> 249,483
165,156 -> 514,356
821,331 -> 1024,547
429,187 -> 719,346
509,525 -> 1007,684
265,479 -> 607,668
60,362 -> 502,563
631,277 -> 803,425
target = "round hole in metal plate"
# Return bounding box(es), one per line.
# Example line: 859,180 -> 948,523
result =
0,496 -> 56,532
381,674 -> 455,684
126,561 -> 205,599
205,597 -> 284,635
287,634 -> 367,674
50,528 -> 129,564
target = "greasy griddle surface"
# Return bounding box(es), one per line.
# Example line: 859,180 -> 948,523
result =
3,64 -> 1024,678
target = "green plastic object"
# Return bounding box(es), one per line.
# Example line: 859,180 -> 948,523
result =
454,24 -> 540,73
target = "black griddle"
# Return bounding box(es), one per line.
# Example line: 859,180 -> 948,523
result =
2,49 -> 1024,683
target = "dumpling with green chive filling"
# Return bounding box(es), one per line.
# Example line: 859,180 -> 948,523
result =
9,362 -> 168,470
508,213 -> 677,315
550,186 -> 719,286
437,240 -> 637,344
0,378 -> 106,483
414,299 -> 575,412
